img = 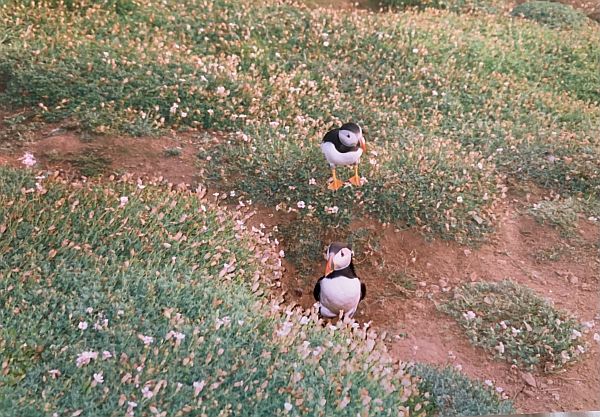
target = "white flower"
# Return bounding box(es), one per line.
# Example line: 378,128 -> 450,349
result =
48,369 -> 61,378
277,321 -> 293,337
180,111 -> 187,118
297,201 -> 306,209
279,250 -> 285,258
457,196 -> 464,203
119,196 -> 129,207
138,334 -> 154,345
216,86 -> 229,97
141,386 -> 153,399
571,329 -> 582,339
166,331 -> 185,341
495,342 -> 505,354
269,121 -> 280,128
93,372 -> 104,384
86,307 -> 93,314
76,351 -> 98,368
170,102 -> 179,114
499,321 -> 507,329
309,178 -> 316,185
299,316 -> 310,325
484,379 -> 493,387
325,206 -> 339,214
193,380 -> 206,397
102,351 -> 112,360
412,48 -> 419,54
127,401 -> 137,408
18,152 -> 37,167
593,333 -> 600,343
463,311 -> 476,320
78,321 -> 88,330
284,402 -> 293,411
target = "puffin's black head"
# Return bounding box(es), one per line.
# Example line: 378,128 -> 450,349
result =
338,123 -> 366,151
340,122 -> 361,134
324,242 -> 354,276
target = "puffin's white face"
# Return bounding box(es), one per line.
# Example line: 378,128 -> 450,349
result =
325,246 -> 353,275
338,128 -> 361,147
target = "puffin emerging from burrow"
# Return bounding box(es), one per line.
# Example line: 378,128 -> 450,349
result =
313,242 -> 366,319
321,122 -> 367,191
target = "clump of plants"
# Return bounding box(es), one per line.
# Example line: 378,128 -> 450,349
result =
511,1 -> 588,29
528,197 -> 579,235
441,280 -> 586,371
411,364 -> 515,416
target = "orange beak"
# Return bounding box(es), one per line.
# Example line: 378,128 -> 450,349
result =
359,137 -> 366,152
325,257 -> 334,276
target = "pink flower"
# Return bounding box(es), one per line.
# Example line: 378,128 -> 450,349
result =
18,152 -> 36,167
76,351 -> 98,367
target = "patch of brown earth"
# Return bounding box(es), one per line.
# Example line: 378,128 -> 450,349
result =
2,128 -> 219,185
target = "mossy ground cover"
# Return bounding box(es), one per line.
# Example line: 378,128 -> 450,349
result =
441,280 -> 586,372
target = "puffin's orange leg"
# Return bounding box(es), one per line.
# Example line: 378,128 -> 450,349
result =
348,165 -> 362,187
328,168 -> 344,191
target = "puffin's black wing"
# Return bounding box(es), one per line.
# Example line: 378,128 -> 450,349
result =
313,276 -> 325,301
360,282 -> 366,300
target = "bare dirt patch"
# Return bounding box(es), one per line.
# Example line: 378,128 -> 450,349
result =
1,126 -> 598,413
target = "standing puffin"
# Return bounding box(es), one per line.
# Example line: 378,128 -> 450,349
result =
321,122 -> 367,191
313,242 -> 366,318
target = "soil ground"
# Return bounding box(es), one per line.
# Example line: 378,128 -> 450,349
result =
1,122 -> 598,413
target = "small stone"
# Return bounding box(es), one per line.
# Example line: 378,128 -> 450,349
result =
568,275 -> 579,285
521,372 -> 536,388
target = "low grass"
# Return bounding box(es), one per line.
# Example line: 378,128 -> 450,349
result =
0,167 -> 433,416
441,280 -> 586,372
511,1 -> 589,29
410,364 -> 515,416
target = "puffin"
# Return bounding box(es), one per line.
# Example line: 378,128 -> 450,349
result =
320,122 -> 367,191
313,242 -> 366,319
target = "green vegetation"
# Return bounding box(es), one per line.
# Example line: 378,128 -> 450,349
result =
0,167 -> 434,416
442,280 -> 586,371
379,0 -> 502,13
528,197 -> 579,235
164,146 -> 182,157
411,364 -> 515,416
511,1 -> 589,29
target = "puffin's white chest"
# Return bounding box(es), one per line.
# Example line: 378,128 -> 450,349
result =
321,142 -> 363,167
319,276 -> 362,316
